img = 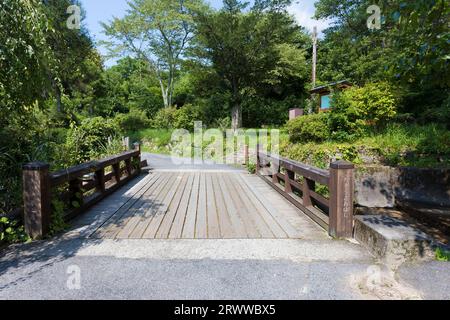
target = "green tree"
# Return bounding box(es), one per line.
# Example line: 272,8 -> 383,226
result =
102,0 -> 208,108
194,0 -> 309,129
314,0 -> 449,118
98,57 -> 164,117
0,0 -> 59,213
43,0 -> 99,113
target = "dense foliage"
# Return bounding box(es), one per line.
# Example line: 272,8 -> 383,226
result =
314,0 -> 449,123
287,113 -> 330,143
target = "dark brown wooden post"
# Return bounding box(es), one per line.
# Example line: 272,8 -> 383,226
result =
95,168 -> 105,193
272,160 -> 279,184
285,169 -> 295,193
244,144 -> 249,166
302,178 -> 315,207
112,163 -> 121,183
256,144 -> 261,173
329,160 -> 355,238
133,142 -> 142,173
22,162 -> 51,239
125,158 -> 132,176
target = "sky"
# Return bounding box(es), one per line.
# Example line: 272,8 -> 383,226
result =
80,0 -> 331,67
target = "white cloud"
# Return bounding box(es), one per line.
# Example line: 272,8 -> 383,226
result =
287,1 -> 332,36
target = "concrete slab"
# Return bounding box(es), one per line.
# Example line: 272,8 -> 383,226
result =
354,215 -> 435,268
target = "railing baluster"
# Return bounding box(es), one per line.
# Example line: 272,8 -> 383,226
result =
112,163 -> 121,184
302,178 -> 315,207
133,142 -> 142,173
95,168 -> 105,193
272,162 -> 279,184
256,144 -> 261,173
285,169 -> 295,193
125,158 -> 132,177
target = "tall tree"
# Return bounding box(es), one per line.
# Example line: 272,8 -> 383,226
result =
194,0 -> 308,129
102,0 -> 207,108
0,0 -> 60,212
43,0 -> 97,113
0,0 -> 58,111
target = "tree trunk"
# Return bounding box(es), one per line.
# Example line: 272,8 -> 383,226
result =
159,79 -> 169,108
56,87 -> 62,113
231,103 -> 242,131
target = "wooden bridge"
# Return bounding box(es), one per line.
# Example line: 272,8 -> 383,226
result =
21,145 -> 355,240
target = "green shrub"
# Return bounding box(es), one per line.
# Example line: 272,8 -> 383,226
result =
329,82 -> 398,139
173,104 -> 204,131
436,247 -> 450,262
114,110 -> 150,133
151,107 -> 177,129
0,217 -> 30,244
151,105 -> 204,131
287,113 -> 330,143
66,117 -> 119,164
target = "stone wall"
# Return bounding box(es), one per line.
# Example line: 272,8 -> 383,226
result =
355,166 -> 450,208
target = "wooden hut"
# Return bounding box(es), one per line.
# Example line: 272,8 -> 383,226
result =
310,80 -> 352,112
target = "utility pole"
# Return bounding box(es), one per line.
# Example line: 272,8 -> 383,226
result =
312,26 -> 318,88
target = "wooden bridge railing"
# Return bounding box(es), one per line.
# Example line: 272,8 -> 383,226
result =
22,143 -> 145,239
257,148 -> 354,238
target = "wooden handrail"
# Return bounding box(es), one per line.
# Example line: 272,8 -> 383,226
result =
22,145 -> 144,239
257,147 -> 354,238
50,150 -> 140,187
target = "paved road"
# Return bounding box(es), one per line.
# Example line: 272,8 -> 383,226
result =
1,236 -> 448,300
141,152 -> 245,171
0,154 -> 448,300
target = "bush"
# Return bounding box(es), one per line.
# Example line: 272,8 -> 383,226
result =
286,113 -> 330,143
151,107 -> 177,129
329,82 -> 398,139
114,110 -> 150,133
66,117 -> 119,164
173,104 -> 204,131
151,105 -> 204,131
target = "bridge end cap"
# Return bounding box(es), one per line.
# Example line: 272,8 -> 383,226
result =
23,162 -> 50,170
330,160 -> 354,170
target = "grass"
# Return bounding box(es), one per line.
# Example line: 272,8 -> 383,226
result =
128,124 -> 450,169
436,248 -> 450,262
281,123 -> 450,169
127,129 -> 173,154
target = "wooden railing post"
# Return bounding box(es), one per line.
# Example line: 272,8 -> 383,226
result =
95,168 -> 105,193
112,163 -> 121,183
329,160 -> 355,238
302,178 -> 315,207
285,169 -> 295,193
22,162 -> 51,239
133,142 -> 142,173
125,159 -> 132,176
256,144 -> 261,173
244,144 -> 249,166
